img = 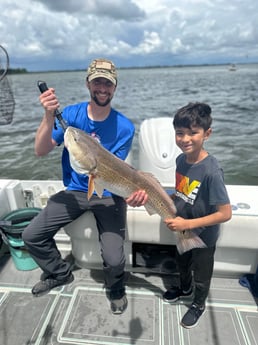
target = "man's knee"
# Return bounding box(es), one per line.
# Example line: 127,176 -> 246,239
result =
22,224 -> 33,244
22,221 -> 44,246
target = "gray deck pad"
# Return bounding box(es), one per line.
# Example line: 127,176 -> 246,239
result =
0,254 -> 257,345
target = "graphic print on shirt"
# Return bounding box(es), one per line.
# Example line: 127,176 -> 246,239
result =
175,172 -> 201,205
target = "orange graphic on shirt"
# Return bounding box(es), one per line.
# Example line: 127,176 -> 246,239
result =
176,172 -> 201,198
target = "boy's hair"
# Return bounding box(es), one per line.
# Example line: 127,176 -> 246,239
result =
173,102 -> 212,131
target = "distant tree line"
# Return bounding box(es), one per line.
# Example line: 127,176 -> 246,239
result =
6,68 -> 28,74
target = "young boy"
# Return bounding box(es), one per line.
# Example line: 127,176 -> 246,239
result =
163,102 -> 232,328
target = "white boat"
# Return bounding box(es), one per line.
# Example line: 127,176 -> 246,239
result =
0,117 -> 257,345
229,63 -> 237,71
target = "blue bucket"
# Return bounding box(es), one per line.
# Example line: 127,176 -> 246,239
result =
0,208 -> 41,271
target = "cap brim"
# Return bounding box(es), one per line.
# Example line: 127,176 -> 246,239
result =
88,72 -> 116,85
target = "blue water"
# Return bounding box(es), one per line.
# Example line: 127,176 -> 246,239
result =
0,64 -> 257,185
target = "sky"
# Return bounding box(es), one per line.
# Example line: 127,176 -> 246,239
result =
1,0 -> 258,71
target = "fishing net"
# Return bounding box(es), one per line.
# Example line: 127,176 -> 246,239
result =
0,45 -> 15,125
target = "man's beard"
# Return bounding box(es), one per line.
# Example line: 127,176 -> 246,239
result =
92,93 -> 112,107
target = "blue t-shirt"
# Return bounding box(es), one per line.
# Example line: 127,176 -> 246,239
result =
174,153 -> 230,246
52,101 -> 135,196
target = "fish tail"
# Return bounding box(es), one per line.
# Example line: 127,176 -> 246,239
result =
176,232 -> 207,255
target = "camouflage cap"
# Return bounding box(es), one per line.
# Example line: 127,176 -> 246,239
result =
87,58 -> 117,85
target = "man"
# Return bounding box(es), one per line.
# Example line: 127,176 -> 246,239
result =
23,58 -> 146,315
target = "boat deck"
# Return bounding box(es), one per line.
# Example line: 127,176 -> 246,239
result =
0,248 -> 257,345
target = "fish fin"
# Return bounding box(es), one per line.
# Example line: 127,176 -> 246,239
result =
176,231 -> 207,255
144,203 -> 157,216
94,181 -> 104,198
87,175 -> 95,200
139,171 -> 163,186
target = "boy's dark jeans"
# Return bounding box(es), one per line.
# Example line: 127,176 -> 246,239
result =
177,246 -> 216,306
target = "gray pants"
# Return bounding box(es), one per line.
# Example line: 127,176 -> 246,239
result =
22,190 -> 127,293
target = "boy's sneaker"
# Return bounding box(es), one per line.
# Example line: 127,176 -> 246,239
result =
163,286 -> 193,303
108,288 -> 128,315
110,295 -> 128,315
180,303 -> 205,329
32,273 -> 74,297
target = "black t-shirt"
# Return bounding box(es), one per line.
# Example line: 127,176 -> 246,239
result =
174,153 -> 230,246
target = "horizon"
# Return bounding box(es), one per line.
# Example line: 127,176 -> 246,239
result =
8,61 -> 258,74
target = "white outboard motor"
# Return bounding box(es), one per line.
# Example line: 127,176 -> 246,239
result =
138,117 -> 181,186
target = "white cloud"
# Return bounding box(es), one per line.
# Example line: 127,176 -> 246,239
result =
0,0 -> 257,70
132,31 -> 162,54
